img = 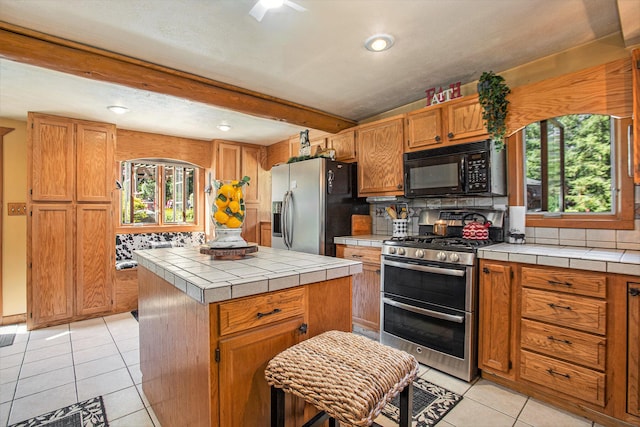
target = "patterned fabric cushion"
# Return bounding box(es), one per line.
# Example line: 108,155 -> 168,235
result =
115,231 -> 205,261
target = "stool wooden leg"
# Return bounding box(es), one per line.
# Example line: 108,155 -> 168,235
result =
271,386 -> 285,427
398,382 -> 413,427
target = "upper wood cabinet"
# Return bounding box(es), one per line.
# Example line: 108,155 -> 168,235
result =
356,116 -> 404,197
405,108 -> 443,150
632,49 -> 639,184
447,95 -> 487,141
405,96 -> 487,152
29,113 -> 115,203
328,129 -> 356,162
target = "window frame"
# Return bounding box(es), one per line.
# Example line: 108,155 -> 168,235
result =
117,159 -> 203,233
507,116 -> 634,229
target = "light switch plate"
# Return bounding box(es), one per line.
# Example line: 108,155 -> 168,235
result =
8,202 -> 27,216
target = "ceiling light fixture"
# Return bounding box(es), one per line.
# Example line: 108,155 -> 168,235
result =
217,124 -> 232,132
107,105 -> 129,115
364,34 -> 395,52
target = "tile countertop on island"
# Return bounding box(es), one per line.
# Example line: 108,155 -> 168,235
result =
133,245 -> 363,304
478,243 -> 640,276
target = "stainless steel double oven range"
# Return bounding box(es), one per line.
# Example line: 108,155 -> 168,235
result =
380,209 -> 504,382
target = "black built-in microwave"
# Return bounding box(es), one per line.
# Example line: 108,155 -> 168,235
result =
404,140 -> 506,197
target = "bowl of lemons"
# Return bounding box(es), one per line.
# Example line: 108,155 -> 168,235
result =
210,176 -> 250,248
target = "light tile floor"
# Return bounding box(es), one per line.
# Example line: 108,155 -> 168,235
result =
0,313 -> 604,427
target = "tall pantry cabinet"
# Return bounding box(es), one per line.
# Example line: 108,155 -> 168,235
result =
27,113 -> 115,329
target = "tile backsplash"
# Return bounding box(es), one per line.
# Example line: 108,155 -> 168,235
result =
369,185 -> 640,250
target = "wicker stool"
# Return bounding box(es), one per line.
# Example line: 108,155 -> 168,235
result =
265,330 -> 418,427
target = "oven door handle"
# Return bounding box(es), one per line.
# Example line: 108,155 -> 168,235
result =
383,297 -> 465,323
383,259 -> 465,277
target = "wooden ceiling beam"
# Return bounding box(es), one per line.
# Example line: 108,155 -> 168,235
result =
0,22 -> 356,134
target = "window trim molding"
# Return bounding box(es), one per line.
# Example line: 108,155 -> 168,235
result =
508,117 -> 635,230
117,159 -> 205,230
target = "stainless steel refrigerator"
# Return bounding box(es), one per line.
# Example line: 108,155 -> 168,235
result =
271,158 -> 368,256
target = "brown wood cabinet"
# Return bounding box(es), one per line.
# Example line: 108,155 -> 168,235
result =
259,221 -> 271,247
632,48 -> 639,184
356,116 -> 404,197
478,261 -> 640,425
478,261 -> 514,377
629,280 -> 640,417
337,245 -> 380,334
76,204 -> 113,316
139,265 -> 352,427
29,204 -> 75,326
27,113 -> 115,329
328,129 -> 356,162
215,141 -> 265,244
405,96 -> 487,152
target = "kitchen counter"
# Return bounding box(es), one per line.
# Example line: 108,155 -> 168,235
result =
334,235 -> 640,276
334,234 -> 390,247
133,245 -> 362,304
478,243 -> 640,275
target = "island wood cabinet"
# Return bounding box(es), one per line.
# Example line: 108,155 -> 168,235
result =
215,141 -> 265,244
478,260 -> 640,426
27,113 -> 115,329
356,116 -> 404,197
405,95 -> 488,152
138,266 -> 352,427
337,244 -> 381,333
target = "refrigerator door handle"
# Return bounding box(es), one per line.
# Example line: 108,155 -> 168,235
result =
282,190 -> 293,249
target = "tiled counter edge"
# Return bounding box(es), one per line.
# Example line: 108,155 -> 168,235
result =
133,245 -> 363,304
478,243 -> 640,275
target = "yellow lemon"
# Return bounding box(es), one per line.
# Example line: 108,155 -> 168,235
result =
231,180 -> 239,186
215,196 -> 228,209
227,216 -> 242,228
228,200 -> 240,213
235,189 -> 243,201
214,210 -> 229,225
218,184 -> 235,199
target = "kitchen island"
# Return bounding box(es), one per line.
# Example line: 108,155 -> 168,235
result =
134,245 -> 362,427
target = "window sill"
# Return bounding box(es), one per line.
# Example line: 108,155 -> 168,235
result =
526,214 -> 635,230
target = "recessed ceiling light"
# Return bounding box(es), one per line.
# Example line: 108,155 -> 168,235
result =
364,34 -> 395,52
107,105 -> 129,115
217,124 -> 232,132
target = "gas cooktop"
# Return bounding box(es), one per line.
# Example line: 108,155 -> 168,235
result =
384,235 -> 497,251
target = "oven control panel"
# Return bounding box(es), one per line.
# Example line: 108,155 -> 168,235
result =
383,245 -> 475,266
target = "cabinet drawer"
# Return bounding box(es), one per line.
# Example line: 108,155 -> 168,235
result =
219,287 -> 305,336
521,266 -> 606,298
521,288 -> 606,334
520,350 -> 606,406
343,246 -> 381,265
521,319 -> 606,371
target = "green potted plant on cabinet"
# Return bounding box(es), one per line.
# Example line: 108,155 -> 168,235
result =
477,71 -> 511,150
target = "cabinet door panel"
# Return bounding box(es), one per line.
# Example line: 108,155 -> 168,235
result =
479,262 -> 512,374
29,114 -> 74,202
406,108 -> 442,150
356,117 -> 404,196
76,204 -> 113,316
76,123 -> 114,202
352,263 -> 380,332
329,130 -> 356,161
218,317 -> 305,427
30,205 -> 74,327
446,96 -> 487,141
629,282 -> 640,417
241,146 -> 261,204
216,142 -> 241,180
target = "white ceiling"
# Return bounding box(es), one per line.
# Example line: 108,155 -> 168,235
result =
0,0 -> 631,145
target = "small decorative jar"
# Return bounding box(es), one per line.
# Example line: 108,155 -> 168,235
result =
209,177 -> 250,248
